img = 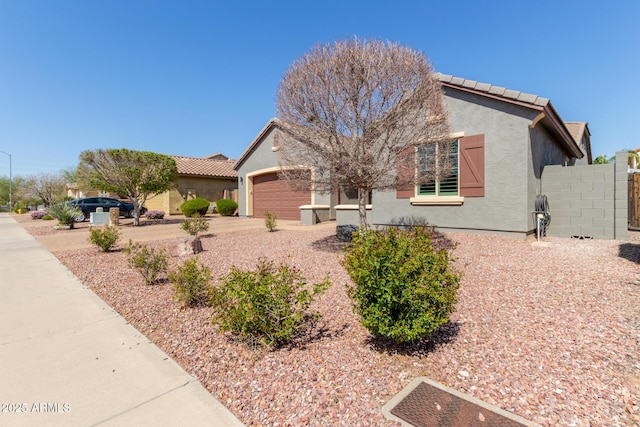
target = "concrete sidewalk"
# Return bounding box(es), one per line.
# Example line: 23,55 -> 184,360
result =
0,213 -> 244,427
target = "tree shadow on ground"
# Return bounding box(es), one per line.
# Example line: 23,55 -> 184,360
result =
223,318 -> 351,353
133,218 -> 185,226
366,321 -> 461,358
619,242 -> 640,264
285,318 -> 351,351
310,234 -> 349,253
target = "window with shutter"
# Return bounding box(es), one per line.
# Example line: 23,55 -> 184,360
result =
459,134 -> 485,197
417,140 -> 459,197
398,134 -> 485,204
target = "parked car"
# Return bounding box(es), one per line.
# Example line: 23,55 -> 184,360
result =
69,197 -> 147,222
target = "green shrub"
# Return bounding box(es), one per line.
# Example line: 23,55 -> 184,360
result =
215,199 -> 238,216
48,202 -> 83,227
124,240 -> 169,285
211,260 -> 330,348
264,211 -> 277,232
42,214 -> 53,220
89,226 -> 120,252
180,198 -> 210,217
169,258 -> 212,307
180,214 -> 209,236
341,225 -> 460,343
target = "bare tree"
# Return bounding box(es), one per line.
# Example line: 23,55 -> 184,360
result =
276,38 -> 451,226
23,172 -> 66,207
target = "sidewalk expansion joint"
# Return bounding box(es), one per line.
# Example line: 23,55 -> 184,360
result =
90,379 -> 198,426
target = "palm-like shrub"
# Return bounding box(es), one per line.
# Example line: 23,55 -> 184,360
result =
48,203 -> 82,228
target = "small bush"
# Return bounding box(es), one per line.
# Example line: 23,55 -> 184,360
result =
89,226 -> 120,252
181,198 -> 210,217
180,214 -> 209,236
124,240 -> 169,285
42,214 -> 53,220
211,260 -> 330,348
169,258 -> 212,307
264,211 -> 277,232
216,199 -> 238,216
341,225 -> 460,343
48,203 -> 83,227
30,210 -> 46,220
145,210 -> 165,220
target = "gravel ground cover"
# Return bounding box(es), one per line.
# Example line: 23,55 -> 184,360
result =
20,213 -> 640,426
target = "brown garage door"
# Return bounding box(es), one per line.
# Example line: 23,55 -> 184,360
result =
253,172 -> 310,220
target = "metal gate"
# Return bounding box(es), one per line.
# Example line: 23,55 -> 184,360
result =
629,173 -> 640,229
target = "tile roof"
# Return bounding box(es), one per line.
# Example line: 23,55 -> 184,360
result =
437,73 -> 584,160
564,122 -> 588,144
437,73 -> 549,107
170,155 -> 237,179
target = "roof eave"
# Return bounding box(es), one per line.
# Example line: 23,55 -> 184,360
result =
541,103 -> 584,159
233,118 -> 281,171
441,81 -> 583,160
440,81 -> 547,111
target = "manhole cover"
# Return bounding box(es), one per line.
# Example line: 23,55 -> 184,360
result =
383,378 -> 541,427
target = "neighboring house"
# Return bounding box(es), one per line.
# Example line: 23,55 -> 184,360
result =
145,155 -> 237,215
235,74 -> 593,237
65,183 -> 118,200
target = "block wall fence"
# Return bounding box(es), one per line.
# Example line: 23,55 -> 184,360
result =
542,152 -> 628,240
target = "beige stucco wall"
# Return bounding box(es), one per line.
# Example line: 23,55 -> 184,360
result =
149,176 -> 237,215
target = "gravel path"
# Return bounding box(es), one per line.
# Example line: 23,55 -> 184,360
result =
34,218 -> 640,426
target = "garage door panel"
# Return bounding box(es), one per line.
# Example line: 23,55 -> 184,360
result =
253,172 -> 310,220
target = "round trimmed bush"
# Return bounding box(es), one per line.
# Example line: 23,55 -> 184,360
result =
341,225 -> 460,343
216,199 -> 238,216
180,198 -> 210,217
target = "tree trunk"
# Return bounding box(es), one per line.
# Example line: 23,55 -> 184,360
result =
133,205 -> 141,226
358,188 -> 368,229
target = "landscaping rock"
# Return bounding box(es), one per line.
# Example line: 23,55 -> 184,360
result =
176,236 -> 203,255
336,224 -> 358,242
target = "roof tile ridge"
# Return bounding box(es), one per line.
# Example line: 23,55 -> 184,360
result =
437,72 -> 548,107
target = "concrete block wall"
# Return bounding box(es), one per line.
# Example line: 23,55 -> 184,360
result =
614,152 -> 629,239
541,152 -> 628,240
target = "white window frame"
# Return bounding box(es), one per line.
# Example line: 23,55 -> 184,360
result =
410,133 -> 465,206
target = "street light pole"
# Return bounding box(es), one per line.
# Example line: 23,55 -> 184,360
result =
0,151 -> 12,212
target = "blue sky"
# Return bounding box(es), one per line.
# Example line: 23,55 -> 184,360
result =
0,0 -> 638,177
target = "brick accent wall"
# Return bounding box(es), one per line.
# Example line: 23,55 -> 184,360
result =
541,152 -> 628,239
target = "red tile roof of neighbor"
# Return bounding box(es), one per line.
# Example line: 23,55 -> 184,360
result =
170,155 -> 237,179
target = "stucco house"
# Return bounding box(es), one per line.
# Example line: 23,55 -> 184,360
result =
234,74 -> 593,237
145,154 -> 237,215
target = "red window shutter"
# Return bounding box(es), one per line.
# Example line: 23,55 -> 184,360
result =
459,134 -> 485,197
396,147 -> 415,199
